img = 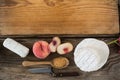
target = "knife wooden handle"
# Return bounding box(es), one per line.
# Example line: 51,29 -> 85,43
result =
52,72 -> 79,77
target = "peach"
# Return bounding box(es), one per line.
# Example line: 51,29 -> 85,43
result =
57,43 -> 73,55
49,37 -> 61,52
33,41 -> 50,59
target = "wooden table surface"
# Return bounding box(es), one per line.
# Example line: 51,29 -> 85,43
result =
0,0 -> 120,80
0,35 -> 119,80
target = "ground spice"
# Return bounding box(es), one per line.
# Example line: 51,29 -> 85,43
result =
53,57 -> 67,68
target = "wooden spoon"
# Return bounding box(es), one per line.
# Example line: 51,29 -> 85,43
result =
22,57 -> 69,69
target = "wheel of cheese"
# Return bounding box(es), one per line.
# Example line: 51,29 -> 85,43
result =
74,38 -> 109,72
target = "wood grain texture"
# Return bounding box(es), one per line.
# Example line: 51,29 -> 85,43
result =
0,0 -> 119,35
0,36 -> 119,80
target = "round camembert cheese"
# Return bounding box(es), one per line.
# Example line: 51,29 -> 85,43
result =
74,38 -> 109,72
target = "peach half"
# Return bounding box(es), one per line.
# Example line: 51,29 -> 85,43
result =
49,37 -> 61,52
57,43 -> 73,55
33,41 -> 50,59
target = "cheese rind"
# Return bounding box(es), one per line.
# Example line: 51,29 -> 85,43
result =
74,38 -> 109,72
3,38 -> 29,58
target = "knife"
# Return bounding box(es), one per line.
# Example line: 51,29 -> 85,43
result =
28,67 -> 52,74
28,67 -> 79,77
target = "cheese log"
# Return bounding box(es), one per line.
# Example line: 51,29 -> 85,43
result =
3,38 -> 29,58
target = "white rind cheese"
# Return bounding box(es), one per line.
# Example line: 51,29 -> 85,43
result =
74,38 -> 109,72
3,38 -> 29,58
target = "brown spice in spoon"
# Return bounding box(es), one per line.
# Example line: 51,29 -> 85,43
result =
52,57 -> 69,69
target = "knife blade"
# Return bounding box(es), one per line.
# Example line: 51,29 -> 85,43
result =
28,67 -> 52,74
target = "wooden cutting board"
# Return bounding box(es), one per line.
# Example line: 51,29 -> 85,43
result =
0,0 -> 119,35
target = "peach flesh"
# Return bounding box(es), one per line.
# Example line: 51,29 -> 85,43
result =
49,37 -> 61,52
57,43 -> 73,55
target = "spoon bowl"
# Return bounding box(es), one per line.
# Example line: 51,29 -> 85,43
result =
52,57 -> 69,69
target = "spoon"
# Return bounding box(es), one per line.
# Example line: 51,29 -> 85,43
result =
22,57 -> 69,69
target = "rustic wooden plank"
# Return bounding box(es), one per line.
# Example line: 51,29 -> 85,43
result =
0,34 -> 119,38
0,0 -> 119,35
0,36 -> 119,80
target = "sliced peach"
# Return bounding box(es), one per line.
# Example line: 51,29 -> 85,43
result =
49,37 -> 61,52
57,43 -> 73,54
33,41 -> 50,59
